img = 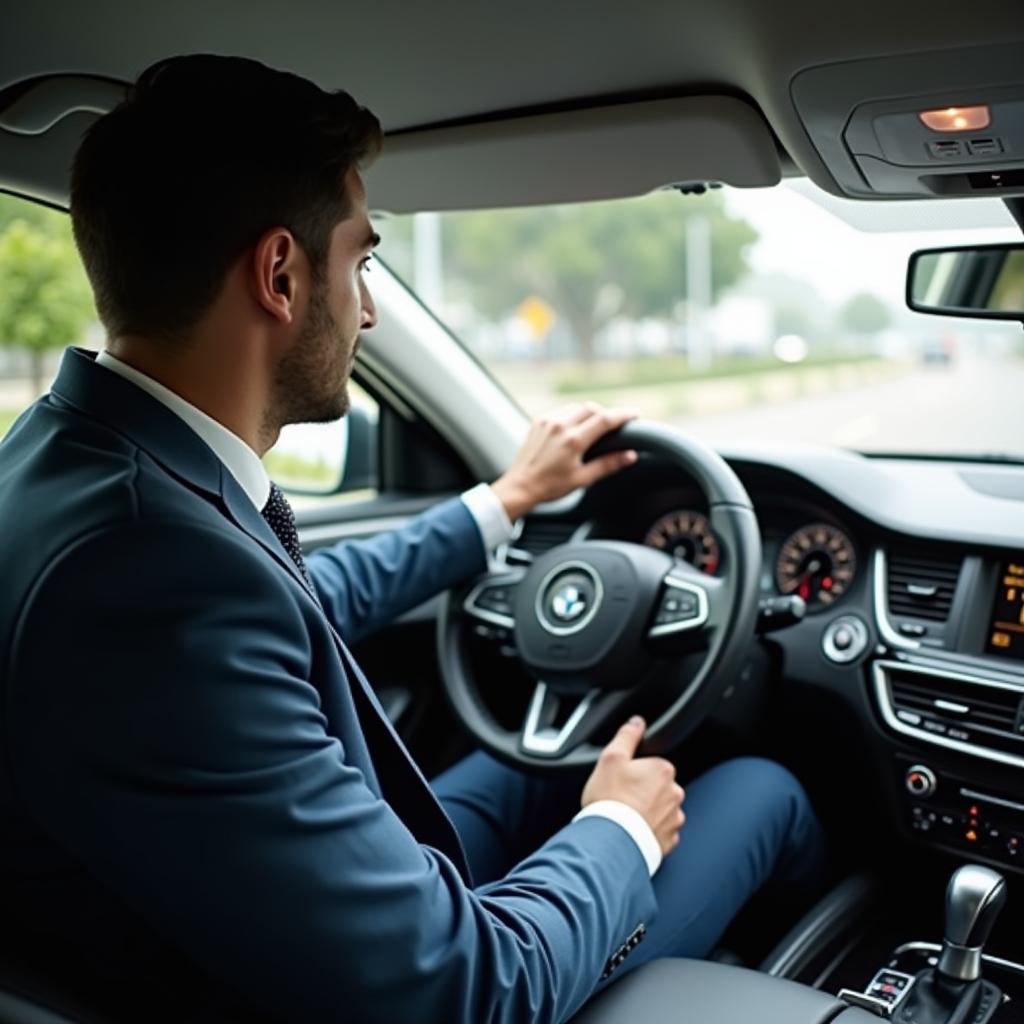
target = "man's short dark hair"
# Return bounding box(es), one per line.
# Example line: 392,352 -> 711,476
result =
70,54 -> 382,340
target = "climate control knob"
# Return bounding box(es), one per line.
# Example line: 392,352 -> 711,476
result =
905,764 -> 937,798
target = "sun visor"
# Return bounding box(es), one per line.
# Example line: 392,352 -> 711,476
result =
792,42 -> 1024,200
363,96 -> 781,213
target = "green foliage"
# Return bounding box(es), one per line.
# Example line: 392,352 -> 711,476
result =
0,215 -> 94,354
838,292 -> 891,335
0,193 -> 66,236
438,191 -> 758,358
0,196 -> 95,388
263,450 -> 340,491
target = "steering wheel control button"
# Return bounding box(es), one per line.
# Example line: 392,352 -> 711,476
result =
822,614 -> 869,663
905,764 -> 937,798
535,562 -> 604,637
648,575 -> 709,638
659,592 -> 698,623
464,573 -> 524,630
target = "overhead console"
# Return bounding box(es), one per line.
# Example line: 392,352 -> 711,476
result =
791,41 -> 1024,199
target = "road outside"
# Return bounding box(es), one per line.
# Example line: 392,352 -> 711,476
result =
670,350 -> 1024,457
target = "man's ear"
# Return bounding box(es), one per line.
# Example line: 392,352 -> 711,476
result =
251,227 -> 304,325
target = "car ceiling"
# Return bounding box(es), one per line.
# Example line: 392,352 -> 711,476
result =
1,0 -> 1023,210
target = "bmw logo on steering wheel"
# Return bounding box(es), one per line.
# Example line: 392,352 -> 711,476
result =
535,562 -> 604,636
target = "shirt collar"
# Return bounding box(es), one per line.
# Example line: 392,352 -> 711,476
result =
95,350 -> 271,510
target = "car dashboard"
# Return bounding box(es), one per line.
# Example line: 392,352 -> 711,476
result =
505,446 -> 1024,878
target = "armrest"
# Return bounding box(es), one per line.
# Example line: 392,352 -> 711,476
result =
573,958 -> 878,1023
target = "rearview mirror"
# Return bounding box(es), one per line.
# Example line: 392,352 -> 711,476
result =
907,243 -> 1024,322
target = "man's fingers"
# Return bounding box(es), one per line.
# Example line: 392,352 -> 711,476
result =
542,402 -> 599,429
572,406 -> 638,450
577,450 -> 637,487
601,715 -> 646,761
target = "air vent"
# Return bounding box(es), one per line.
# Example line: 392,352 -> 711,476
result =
506,518 -> 578,564
887,549 -> 962,623
890,669 -> 1021,735
876,661 -> 1024,767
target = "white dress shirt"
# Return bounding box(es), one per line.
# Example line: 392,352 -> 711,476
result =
94,350 -> 661,876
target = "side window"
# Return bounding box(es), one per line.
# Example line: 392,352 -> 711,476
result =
266,381 -> 380,505
0,193 -> 98,436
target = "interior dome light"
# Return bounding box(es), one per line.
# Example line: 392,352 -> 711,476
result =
918,105 -> 991,132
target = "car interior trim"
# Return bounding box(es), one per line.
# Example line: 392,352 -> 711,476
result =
521,682 -> 601,756
760,874 -> 879,979
0,74 -> 125,135
299,517 -> 416,545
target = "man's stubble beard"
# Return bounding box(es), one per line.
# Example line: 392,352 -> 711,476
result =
267,280 -> 355,436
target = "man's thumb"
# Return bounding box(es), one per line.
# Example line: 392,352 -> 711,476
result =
603,715 -> 646,760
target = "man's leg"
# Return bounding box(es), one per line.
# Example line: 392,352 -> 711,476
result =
433,753 -> 827,940
591,755 -> 830,993
432,750 -> 587,884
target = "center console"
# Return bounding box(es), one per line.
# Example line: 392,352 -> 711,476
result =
573,958 -> 881,1023
871,549 -> 1024,876
575,868 -> 1018,1023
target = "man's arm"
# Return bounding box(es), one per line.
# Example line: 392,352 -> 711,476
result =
307,403 -> 639,644
10,520 -> 656,1024
307,494 -> 487,646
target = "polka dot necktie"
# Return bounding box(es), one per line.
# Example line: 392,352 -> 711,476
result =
261,482 -> 314,590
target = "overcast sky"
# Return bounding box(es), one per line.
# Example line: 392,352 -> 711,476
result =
723,180 -> 1020,307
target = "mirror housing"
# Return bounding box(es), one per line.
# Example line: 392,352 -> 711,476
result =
907,243 -> 1024,322
338,403 -> 378,492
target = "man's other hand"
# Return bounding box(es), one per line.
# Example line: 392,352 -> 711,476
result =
581,717 -> 686,858
490,403 -> 638,522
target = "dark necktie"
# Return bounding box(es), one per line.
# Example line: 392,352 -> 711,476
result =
261,482 -> 314,590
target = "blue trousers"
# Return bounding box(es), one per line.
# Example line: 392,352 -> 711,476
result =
432,753 -> 829,991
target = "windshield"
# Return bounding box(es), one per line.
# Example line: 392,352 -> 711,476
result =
375,182 -> 1023,459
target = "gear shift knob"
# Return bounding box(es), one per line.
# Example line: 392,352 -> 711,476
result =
937,864 -> 1007,982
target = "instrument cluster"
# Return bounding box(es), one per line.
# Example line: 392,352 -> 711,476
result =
638,505 -> 859,613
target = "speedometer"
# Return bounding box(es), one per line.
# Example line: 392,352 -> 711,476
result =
643,510 -> 720,575
775,523 -> 856,610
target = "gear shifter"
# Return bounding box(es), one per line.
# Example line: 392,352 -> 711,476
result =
893,865 -> 1007,1024
937,865 -> 1007,982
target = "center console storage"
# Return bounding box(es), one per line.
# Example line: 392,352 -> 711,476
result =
573,958 -> 881,1023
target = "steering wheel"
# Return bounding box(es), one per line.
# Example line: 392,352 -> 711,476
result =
438,421 -> 762,770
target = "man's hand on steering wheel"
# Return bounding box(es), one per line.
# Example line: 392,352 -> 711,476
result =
491,403 -> 640,521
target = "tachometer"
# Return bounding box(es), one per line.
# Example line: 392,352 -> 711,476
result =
643,510 -> 720,575
775,523 -> 856,610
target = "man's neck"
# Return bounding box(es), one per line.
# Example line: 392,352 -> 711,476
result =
107,336 -> 271,455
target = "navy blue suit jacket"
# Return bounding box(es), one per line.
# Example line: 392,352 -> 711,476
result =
0,348 -> 655,1023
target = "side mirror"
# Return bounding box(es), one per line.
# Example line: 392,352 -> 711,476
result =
907,243 -> 1024,322
268,403 -> 378,497
338,403 -> 378,492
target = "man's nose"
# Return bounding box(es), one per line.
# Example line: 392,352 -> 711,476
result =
360,281 -> 378,329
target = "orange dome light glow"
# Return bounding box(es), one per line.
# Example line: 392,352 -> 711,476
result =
918,105 -> 991,132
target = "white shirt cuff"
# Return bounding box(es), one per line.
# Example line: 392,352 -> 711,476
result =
461,483 -> 516,552
573,800 -> 662,877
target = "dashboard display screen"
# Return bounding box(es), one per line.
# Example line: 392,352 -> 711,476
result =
987,561 -> 1024,658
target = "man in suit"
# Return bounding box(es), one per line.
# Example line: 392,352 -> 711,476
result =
0,55 -> 827,1023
